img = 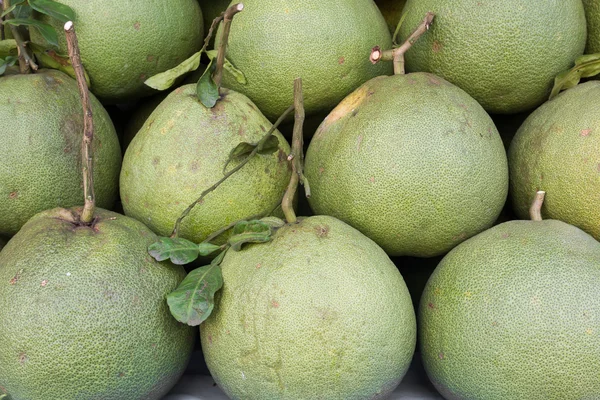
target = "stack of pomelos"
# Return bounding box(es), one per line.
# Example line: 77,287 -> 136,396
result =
0,1 -> 599,399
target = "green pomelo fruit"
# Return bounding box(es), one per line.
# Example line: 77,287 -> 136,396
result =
31,0 -> 203,103
120,86 -> 291,243
509,81 -> 600,241
215,0 -> 392,121
122,93 -> 169,152
0,69 -> 121,237
304,72 -> 508,257
0,208 -> 195,400
399,0 -> 587,114
584,0 -> 600,53
375,0 -> 407,34
201,215 -> 416,400
420,219 -> 600,399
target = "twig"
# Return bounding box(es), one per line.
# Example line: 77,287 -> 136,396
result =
199,13 -> 224,54
213,3 -> 244,88
282,78 -> 305,224
64,21 -> 95,224
170,103 -> 295,238
370,12 -> 434,75
2,0 -> 37,73
529,191 -> 546,222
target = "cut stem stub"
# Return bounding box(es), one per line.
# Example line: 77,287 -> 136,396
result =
370,12 -> 434,75
64,21 -> 95,224
529,191 -> 546,222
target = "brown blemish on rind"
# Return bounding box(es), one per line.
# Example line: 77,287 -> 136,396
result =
18,352 -> 28,365
432,40 -> 442,52
8,191 -> 18,199
315,225 -> 329,238
581,129 -> 592,137
133,22 -> 141,30
338,56 -> 345,64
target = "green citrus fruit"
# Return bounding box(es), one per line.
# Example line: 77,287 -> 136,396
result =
420,219 -> 600,399
0,208 -> 195,399
0,69 -> 121,237
31,0 -> 203,103
399,0 -> 587,113
584,0 -> 600,53
509,81 -> 600,241
201,215 -> 416,399
304,72 -> 508,257
215,0 -> 392,121
120,86 -> 291,243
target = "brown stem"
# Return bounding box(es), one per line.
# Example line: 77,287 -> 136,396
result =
282,78 -> 306,224
212,3 -> 243,88
529,191 -> 546,222
2,0 -> 37,73
170,103 -> 295,238
64,21 -> 95,224
370,12 -> 434,75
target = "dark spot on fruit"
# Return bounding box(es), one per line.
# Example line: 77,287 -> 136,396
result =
428,303 -> 435,309
438,352 -> 445,360
338,56 -> 345,64
9,270 -> 22,285
452,232 -> 467,241
597,163 -> 600,173
492,321 -> 498,327
42,75 -> 60,90
152,157 -> 160,166
8,191 -> 18,199
277,149 -> 287,163
260,125 -> 266,132
18,353 -> 28,365
147,55 -> 156,62
237,127 -> 244,137
139,73 -> 147,81
190,161 -> 199,172
264,167 -> 271,174
271,300 -> 280,308
118,372 -> 126,378
428,75 -> 441,85
501,232 -> 510,239
318,167 -> 325,174
432,40 -> 442,52
581,129 -> 592,137
133,22 -> 141,30
315,225 -> 329,238
41,280 -> 49,287
208,335 -> 213,345
367,90 -> 375,97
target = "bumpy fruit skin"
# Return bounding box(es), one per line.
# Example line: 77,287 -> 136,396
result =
0,70 -> 121,237
305,73 -> 508,257
509,81 -> 600,241
215,0 -> 392,121
31,0 -> 203,103
583,0 -> 600,53
420,220 -> 600,400
0,208 -> 195,400
399,0 -> 587,114
202,215 -> 416,400
120,85 -> 291,244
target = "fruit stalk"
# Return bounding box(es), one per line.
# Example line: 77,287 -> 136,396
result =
170,104 -> 295,238
370,12 -> 434,75
2,0 -> 37,73
64,21 -> 95,224
529,190 -> 546,221
213,3 -> 244,88
282,77 -> 306,224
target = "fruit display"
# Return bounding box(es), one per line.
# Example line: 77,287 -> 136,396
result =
1,1 -> 599,399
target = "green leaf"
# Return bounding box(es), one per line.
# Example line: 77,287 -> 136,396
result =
550,53 -> 600,99
260,216 -> 286,229
148,237 -> 200,265
13,3 -> 32,19
144,50 -> 202,90
4,18 -> 58,47
0,39 -> 18,58
223,135 -> 280,172
0,0 -> 26,17
197,242 -> 221,257
166,262 -> 224,326
228,220 -> 272,251
31,44 -> 92,86
206,50 -> 247,84
29,0 -> 75,23
196,57 -> 219,108
0,56 -> 18,76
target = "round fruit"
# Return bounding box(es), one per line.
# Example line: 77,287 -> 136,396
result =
509,81 -> 600,241
120,85 -> 291,243
201,215 -> 416,399
31,0 -> 203,103
375,0 -> 407,34
399,0 -> 587,114
584,0 -> 600,53
215,0 -> 392,121
0,208 -> 195,399
0,69 -> 121,237
420,219 -> 600,399
305,72 -> 508,257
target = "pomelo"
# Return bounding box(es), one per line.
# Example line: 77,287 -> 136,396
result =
0,69 -> 121,237
304,72 -> 508,257
31,0 -> 204,103
215,0 -> 392,121
584,0 -> 600,53
201,215 -> 416,399
0,208 -> 195,399
399,0 -> 587,113
120,85 -> 291,243
420,218 -> 600,399
509,81 -> 600,241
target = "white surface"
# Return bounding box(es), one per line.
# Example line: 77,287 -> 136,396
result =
164,353 -> 443,400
